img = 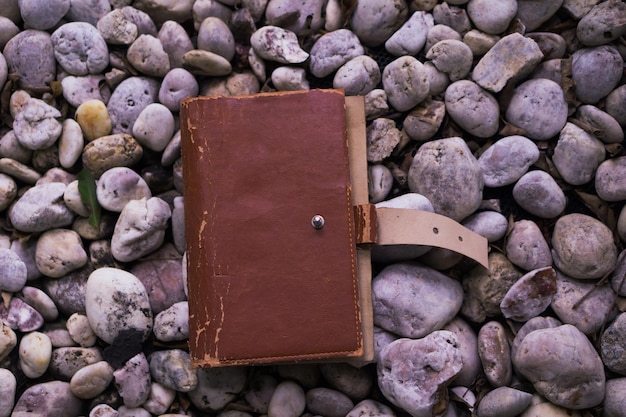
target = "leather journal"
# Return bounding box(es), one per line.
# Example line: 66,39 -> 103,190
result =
180,89 -> 488,368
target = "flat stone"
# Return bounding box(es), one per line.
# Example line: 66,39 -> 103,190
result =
12,381 -> 82,417
182,49 -> 232,76
500,267 -> 557,321
477,321 -> 512,387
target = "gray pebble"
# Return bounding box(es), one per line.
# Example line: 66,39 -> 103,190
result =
13,97 -> 62,151
346,400 -> 395,417
243,373 -> 277,414
0,157 -> 41,184
96,167 -> 151,212
171,196 -> 185,253
350,0 -> 408,47
0,16 -> 19,49
119,6 -> 158,36
182,49 -> 232,76
505,78 -> 568,140
66,313 -> 96,347
595,155 -> 626,202
472,33 -> 543,93
150,349 -> 197,392
512,170 -> 566,218
366,118 -> 401,163
65,0 -> 110,26
462,211 -> 508,242
85,267 -> 153,344
610,250 -> 626,296
0,248 -> 25,292
333,55 -> 380,96
577,0 -> 626,46
385,11 -> 434,56
133,103 -> 175,151
368,164 -> 393,203
476,386 -> 532,417
97,9 -> 138,45
35,229 -> 87,278
19,286 -> 58,321
0,368 -> 16,417
426,39 -> 473,81
576,104 -> 624,144
161,130 -> 182,166
462,29 -> 499,56
114,353 -> 151,407
373,326 -> 399,364
127,34 -> 170,77
59,119 -> 85,169
605,84 -> 626,127
424,61 -> 450,95
377,332 -> 462,417
3,30 -> 56,90
433,2 -> 471,34
0,297 -> 44,332
158,68 -> 198,112
250,26 -> 308,64
49,347 -> 103,380
277,364 -> 321,390
192,0 -> 232,30
107,76 -> 159,134
364,89 -> 389,120
20,0 -> 69,30
199,71 -> 260,96
265,0 -> 325,35
442,317 -> 481,387
505,219 -> 552,271
513,324 -> 605,409
143,382 -> 176,415
0,322 -> 17,361
9,182 -> 74,233
572,45 -> 623,104
372,262 -> 463,338
383,55 -> 429,112
197,16 -> 235,61
403,99 -> 445,141
82,133 -> 144,178
12,381 -> 82,417
51,22 -> 109,76
515,0 -> 563,31
477,321 -> 512,387
11,237 -> 42,282
501,266 -> 557,322
467,0 -> 517,35
408,137 -> 483,221
158,20 -> 194,69
44,264 -> 91,316
0,130 -> 32,164
603,378 -> 626,417
425,24 -> 462,52
61,75 -> 111,108
69,360 -> 114,399
479,135 -> 539,187
319,362 -> 373,401
526,32 -> 566,60
552,271 -> 617,335
306,387 -> 354,417
188,367 -> 248,412
153,301 -> 188,342
266,380 -> 306,417
553,122 -> 605,185
271,66 -> 310,91
551,213 -> 617,279
461,252 -> 522,323
444,80 -> 499,138
133,0 -> 193,25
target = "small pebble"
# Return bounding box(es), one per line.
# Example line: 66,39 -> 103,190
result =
75,99 -> 112,142
266,380 -> 306,417
0,248 -> 27,292
333,55 -> 380,96
461,211 -> 508,242
426,39 -> 473,81
526,32 -> 566,60
13,97 -> 63,151
271,67 -> 310,91
382,55 -> 430,112
35,229 -> 87,278
96,167 -> 152,212
515,0 -> 562,31
142,382 -> 176,415
49,347 -> 103,380
553,122 -> 605,185
82,133 -> 144,178
127,34 -> 171,78
243,373 -> 278,414
385,11 -> 434,56
366,118 -> 401,163
158,68 -> 199,112
603,378 -> 626,417
19,331 -> 52,379
19,286 -> 58,322
51,22 -> 109,75
9,182 -> 74,233
0,322 -> 17,362
505,219 -> 552,271
107,76 -> 159,135
595,155 -> 626,202
69,361 -> 114,399
576,0 -> 626,46
500,267 -> 557,321
149,349 -> 197,392
58,119 -> 85,169
306,387 -> 354,417
197,16 -> 235,61
250,26 -> 308,64
467,0 -> 517,35
66,313 -> 97,347
576,104 -> 624,144
61,75 -> 111,107
182,49 -> 232,76
476,386 -> 532,417
463,29 -> 500,56
512,170 -> 566,219
444,80 -> 499,138
368,164 -> 393,203
0,368 -> 16,417
477,321 -> 512,387
572,45 -> 623,104
478,135 -> 540,187
350,0 -> 408,47
114,353 -> 151,407
345,400 -> 396,417
3,30 -> 56,90
188,367 -> 247,412
319,363 -> 373,401
153,301 -> 188,342
403,99 -> 445,141
433,2 -> 471,34
12,381 -> 82,416
442,317 -> 481,387
158,20 -> 194,69
309,29 -> 364,78
0,130 -> 33,164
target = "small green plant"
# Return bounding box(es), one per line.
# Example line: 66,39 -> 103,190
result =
77,168 -> 101,229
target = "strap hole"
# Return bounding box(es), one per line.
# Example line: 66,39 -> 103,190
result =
432,227 -> 439,234
458,236 -> 463,242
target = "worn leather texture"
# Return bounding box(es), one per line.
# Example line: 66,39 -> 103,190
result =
180,90 -> 363,367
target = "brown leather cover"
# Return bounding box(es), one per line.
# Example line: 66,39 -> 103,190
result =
180,90 -> 364,367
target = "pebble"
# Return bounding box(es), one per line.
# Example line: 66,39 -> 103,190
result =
603,377 -> 626,417
461,211 -> 508,242
513,324 -> 605,409
197,16 -> 235,61
505,219 -> 552,271
49,347 -> 103,380
444,80 -> 499,137
51,22 -> 109,76
385,11 -> 433,56
466,0 -> 517,34
477,321 -> 512,387
382,55 -> 430,112
408,137 -> 483,221
44,264 -> 92,316
479,135 -> 539,187
20,0 -> 68,29
306,387 -> 354,417
461,252 -> 522,323
11,237 -> 41,282
472,33 -> 543,93
0,130 -> 32,164
333,55 -> 380,96
243,373 -> 277,414
576,0 -> 626,46
463,29 -> 499,56
366,118 -> 401,163
319,363 -> 373,401
35,229 -> 87,278
476,386 -> 532,417
114,353 -> 151,407
9,182 -> 74,233
3,30 -> 56,90
500,266 -> 557,321
512,170 -> 566,218
143,382 -> 176,415
307,29 -> 364,78
0,248 -> 27,292
266,380 -> 306,417
13,97 -> 62,151
158,68 -> 198,112
551,213 -> 617,279
188,367 -> 248,412
66,313 -> 97,347
158,20 -> 194,69
611,250 -> 626,296
553,122 -> 605,185
433,2 -> 471,34
18,331 -> 52,379
377,332 -> 463,417
57,119 -> 85,170
149,349 -> 197,392
97,9 -> 138,45
0,16 -> 19,49
171,196 -> 185,253
350,0 -> 408,47
505,78 -> 568,140
63,180 -> 90,217
0,322 -> 17,361
111,197 -> 171,262
107,77 -> 159,135
85,267 -> 153,344
12,381 -> 83,417
61,75 -> 111,108
372,262 -> 463,338
250,26 -> 308,64
0,368 -> 16,417
403,99 -> 445,141
576,104 -> 624,144
75,99 -> 112,142
182,49 -> 232,76
277,364 -> 321,390
65,0 -> 110,26
516,0 -> 563,31
127,34 -> 171,78
526,32 -> 566,60
346,399 -> 396,417
595,155 -> 626,202
442,317 -> 481,387
153,301 -> 188,342
426,39 -> 473,82
82,133 -> 144,178
96,167 -> 152,213
69,361 -> 114,399
133,0 -> 193,25
551,271 -> 617,335
572,45 -> 623,104
271,66 -> 310,91
368,164 -> 393,203
19,286 -> 58,322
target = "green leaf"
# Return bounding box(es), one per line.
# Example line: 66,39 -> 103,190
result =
77,168 -> 101,229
